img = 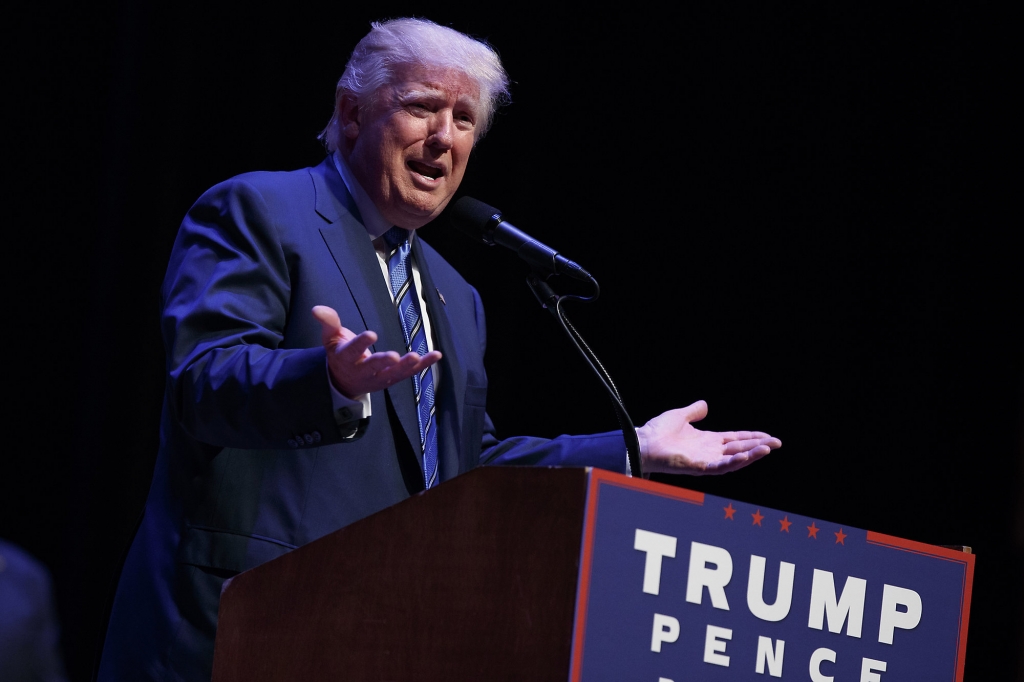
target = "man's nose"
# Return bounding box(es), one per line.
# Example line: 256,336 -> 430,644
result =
426,111 -> 454,150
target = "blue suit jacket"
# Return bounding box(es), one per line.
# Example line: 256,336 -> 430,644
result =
98,158 -> 626,681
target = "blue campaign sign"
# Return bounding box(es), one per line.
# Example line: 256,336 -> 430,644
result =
570,470 -> 973,682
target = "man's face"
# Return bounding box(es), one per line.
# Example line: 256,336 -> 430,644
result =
342,64 -> 481,230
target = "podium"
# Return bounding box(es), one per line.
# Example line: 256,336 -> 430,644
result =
212,467 -> 974,681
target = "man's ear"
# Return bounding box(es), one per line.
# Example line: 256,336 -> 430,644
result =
339,93 -> 361,140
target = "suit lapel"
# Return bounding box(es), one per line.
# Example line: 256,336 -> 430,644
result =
310,159 -> 424,471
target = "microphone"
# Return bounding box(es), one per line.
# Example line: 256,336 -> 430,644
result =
448,197 -> 593,281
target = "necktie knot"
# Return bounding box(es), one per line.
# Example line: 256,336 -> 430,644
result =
382,226 -> 411,252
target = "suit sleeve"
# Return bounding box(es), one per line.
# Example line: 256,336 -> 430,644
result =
161,177 -> 355,450
480,428 -> 629,473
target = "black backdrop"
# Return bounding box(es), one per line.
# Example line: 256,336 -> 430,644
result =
7,4 -> 1021,679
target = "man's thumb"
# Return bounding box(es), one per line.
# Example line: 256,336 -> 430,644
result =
680,399 -> 709,423
311,305 -> 342,346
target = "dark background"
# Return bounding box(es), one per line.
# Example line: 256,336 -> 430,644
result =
7,3 -> 1020,679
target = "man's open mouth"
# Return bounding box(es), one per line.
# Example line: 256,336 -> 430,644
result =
408,161 -> 443,180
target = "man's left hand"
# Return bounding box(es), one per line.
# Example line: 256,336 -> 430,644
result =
637,400 -> 781,475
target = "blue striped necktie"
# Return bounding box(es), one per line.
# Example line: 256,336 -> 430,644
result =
382,227 -> 438,489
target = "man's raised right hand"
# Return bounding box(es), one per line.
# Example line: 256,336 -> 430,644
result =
312,305 -> 442,399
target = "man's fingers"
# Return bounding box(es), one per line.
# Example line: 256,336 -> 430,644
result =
706,444 -> 774,474
721,430 -> 772,441
413,350 -> 443,371
721,432 -> 781,450
361,351 -> 404,374
722,438 -> 779,456
387,353 -> 424,376
380,351 -> 443,379
335,330 -> 378,359
706,453 -> 752,474
359,350 -> 432,375
328,342 -> 443,396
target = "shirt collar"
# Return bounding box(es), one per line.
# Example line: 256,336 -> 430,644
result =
332,150 -> 402,241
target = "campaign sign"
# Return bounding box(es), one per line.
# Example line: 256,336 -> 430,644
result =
569,469 -> 973,682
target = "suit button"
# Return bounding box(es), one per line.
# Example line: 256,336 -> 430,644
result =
312,431 -> 322,443
338,407 -> 352,420
304,433 -> 314,444
287,438 -> 298,448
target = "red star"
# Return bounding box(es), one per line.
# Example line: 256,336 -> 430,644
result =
835,528 -> 847,545
724,503 -> 736,520
779,516 -> 792,533
752,510 -> 764,526
807,522 -> 820,539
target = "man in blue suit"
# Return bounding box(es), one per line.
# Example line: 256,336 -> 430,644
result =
98,18 -> 781,681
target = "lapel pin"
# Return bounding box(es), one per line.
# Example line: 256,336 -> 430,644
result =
436,288 -> 446,306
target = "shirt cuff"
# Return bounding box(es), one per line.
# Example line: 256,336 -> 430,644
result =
327,362 -> 372,424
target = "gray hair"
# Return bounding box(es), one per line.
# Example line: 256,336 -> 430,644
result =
320,18 -> 511,151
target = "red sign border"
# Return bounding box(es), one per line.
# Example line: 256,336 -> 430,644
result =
865,531 -> 975,681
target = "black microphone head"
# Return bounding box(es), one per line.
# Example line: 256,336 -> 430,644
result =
449,196 -> 503,245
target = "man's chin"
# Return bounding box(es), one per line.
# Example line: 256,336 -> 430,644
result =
389,193 -> 455,230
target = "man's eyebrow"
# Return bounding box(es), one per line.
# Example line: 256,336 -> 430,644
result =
396,86 -> 445,100
395,88 -> 480,117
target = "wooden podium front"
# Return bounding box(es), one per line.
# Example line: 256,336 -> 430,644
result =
212,467 -> 974,681
212,466 -> 590,681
